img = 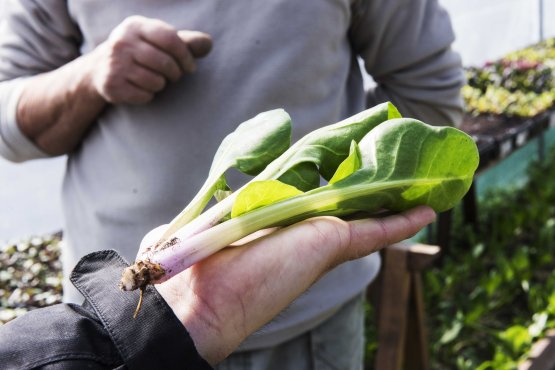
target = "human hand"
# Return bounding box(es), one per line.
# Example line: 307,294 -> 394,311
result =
86,16 -> 212,104
140,206 -> 436,365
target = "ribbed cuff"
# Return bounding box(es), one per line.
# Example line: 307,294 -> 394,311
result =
0,77 -> 49,162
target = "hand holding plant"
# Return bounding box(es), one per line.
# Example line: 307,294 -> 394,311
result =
147,206 -> 436,365
120,102 -> 479,292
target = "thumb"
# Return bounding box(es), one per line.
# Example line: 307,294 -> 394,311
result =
178,30 -> 213,58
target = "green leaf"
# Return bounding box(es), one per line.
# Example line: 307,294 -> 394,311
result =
230,118 -> 478,233
277,162 -> 320,192
498,325 -> 531,354
257,102 -> 400,182
528,312 -> 548,338
330,118 -> 479,213
329,141 -> 362,184
157,103 -> 402,244
212,110 -> 292,176
160,110 -> 292,240
440,319 -> 463,344
231,180 -> 303,218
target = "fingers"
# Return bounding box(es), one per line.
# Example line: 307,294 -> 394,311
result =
345,206 -> 436,260
138,19 -> 197,73
126,63 -> 167,92
178,30 -> 213,58
90,16 -> 212,105
131,41 -> 182,82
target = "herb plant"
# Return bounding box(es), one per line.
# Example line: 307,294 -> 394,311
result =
120,103 -> 479,291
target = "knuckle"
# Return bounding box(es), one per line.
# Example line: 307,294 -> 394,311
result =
121,15 -> 144,30
110,38 -> 129,54
137,70 -> 166,92
158,31 -> 176,47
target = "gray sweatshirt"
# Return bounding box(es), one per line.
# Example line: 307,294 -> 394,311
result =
0,0 -> 464,350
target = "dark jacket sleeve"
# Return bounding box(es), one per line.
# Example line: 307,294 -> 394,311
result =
0,250 -> 213,370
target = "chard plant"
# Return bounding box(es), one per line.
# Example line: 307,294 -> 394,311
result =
120,102 -> 479,293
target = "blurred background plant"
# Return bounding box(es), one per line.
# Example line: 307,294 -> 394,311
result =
363,146 -> 555,369
0,235 -> 62,324
464,40 -> 555,118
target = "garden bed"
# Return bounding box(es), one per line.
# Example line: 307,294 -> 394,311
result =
0,234 -> 62,324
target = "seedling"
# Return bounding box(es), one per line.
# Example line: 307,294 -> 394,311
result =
120,103 -> 479,294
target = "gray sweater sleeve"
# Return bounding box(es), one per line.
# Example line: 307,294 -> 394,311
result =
349,0 -> 465,126
0,0 -> 82,162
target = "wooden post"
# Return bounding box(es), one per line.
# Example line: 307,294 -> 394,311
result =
373,242 -> 440,370
375,245 -> 411,369
519,330 -> 555,370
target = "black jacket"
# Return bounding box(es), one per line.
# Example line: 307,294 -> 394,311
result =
0,250 -> 212,370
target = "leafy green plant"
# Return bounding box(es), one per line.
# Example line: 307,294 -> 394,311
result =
0,235 -> 63,325
420,146 -> 555,369
463,38 -> 555,118
462,85 -> 555,117
119,103 -> 479,291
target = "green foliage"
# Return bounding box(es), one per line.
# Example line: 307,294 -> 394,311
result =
231,118 -> 478,222
231,180 -> 302,218
161,109 -> 292,239
137,103 -> 479,288
423,146 -> 555,369
329,141 -> 362,184
462,85 -> 555,118
162,102 -> 398,243
463,38 -> 555,117
0,235 -> 63,325
364,147 -> 555,370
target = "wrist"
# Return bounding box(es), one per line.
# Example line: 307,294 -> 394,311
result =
16,52 -> 108,155
156,278 -> 232,366
66,51 -> 106,106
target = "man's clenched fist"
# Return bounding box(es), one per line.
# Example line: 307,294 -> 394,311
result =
89,16 -> 212,104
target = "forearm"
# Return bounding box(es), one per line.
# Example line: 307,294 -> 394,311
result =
351,0 -> 465,126
366,48 -> 465,127
16,53 -> 106,156
13,16 -> 212,157
367,84 -> 464,127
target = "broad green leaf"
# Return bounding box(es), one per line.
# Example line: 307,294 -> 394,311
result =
225,103 -> 400,222
330,118 -> 479,213
256,102 -> 401,182
137,106 -> 479,293
211,110 -> 292,176
230,118 -> 478,233
329,141 -> 361,184
231,180 -> 303,218
277,162 -> 320,192
161,110 -> 291,240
